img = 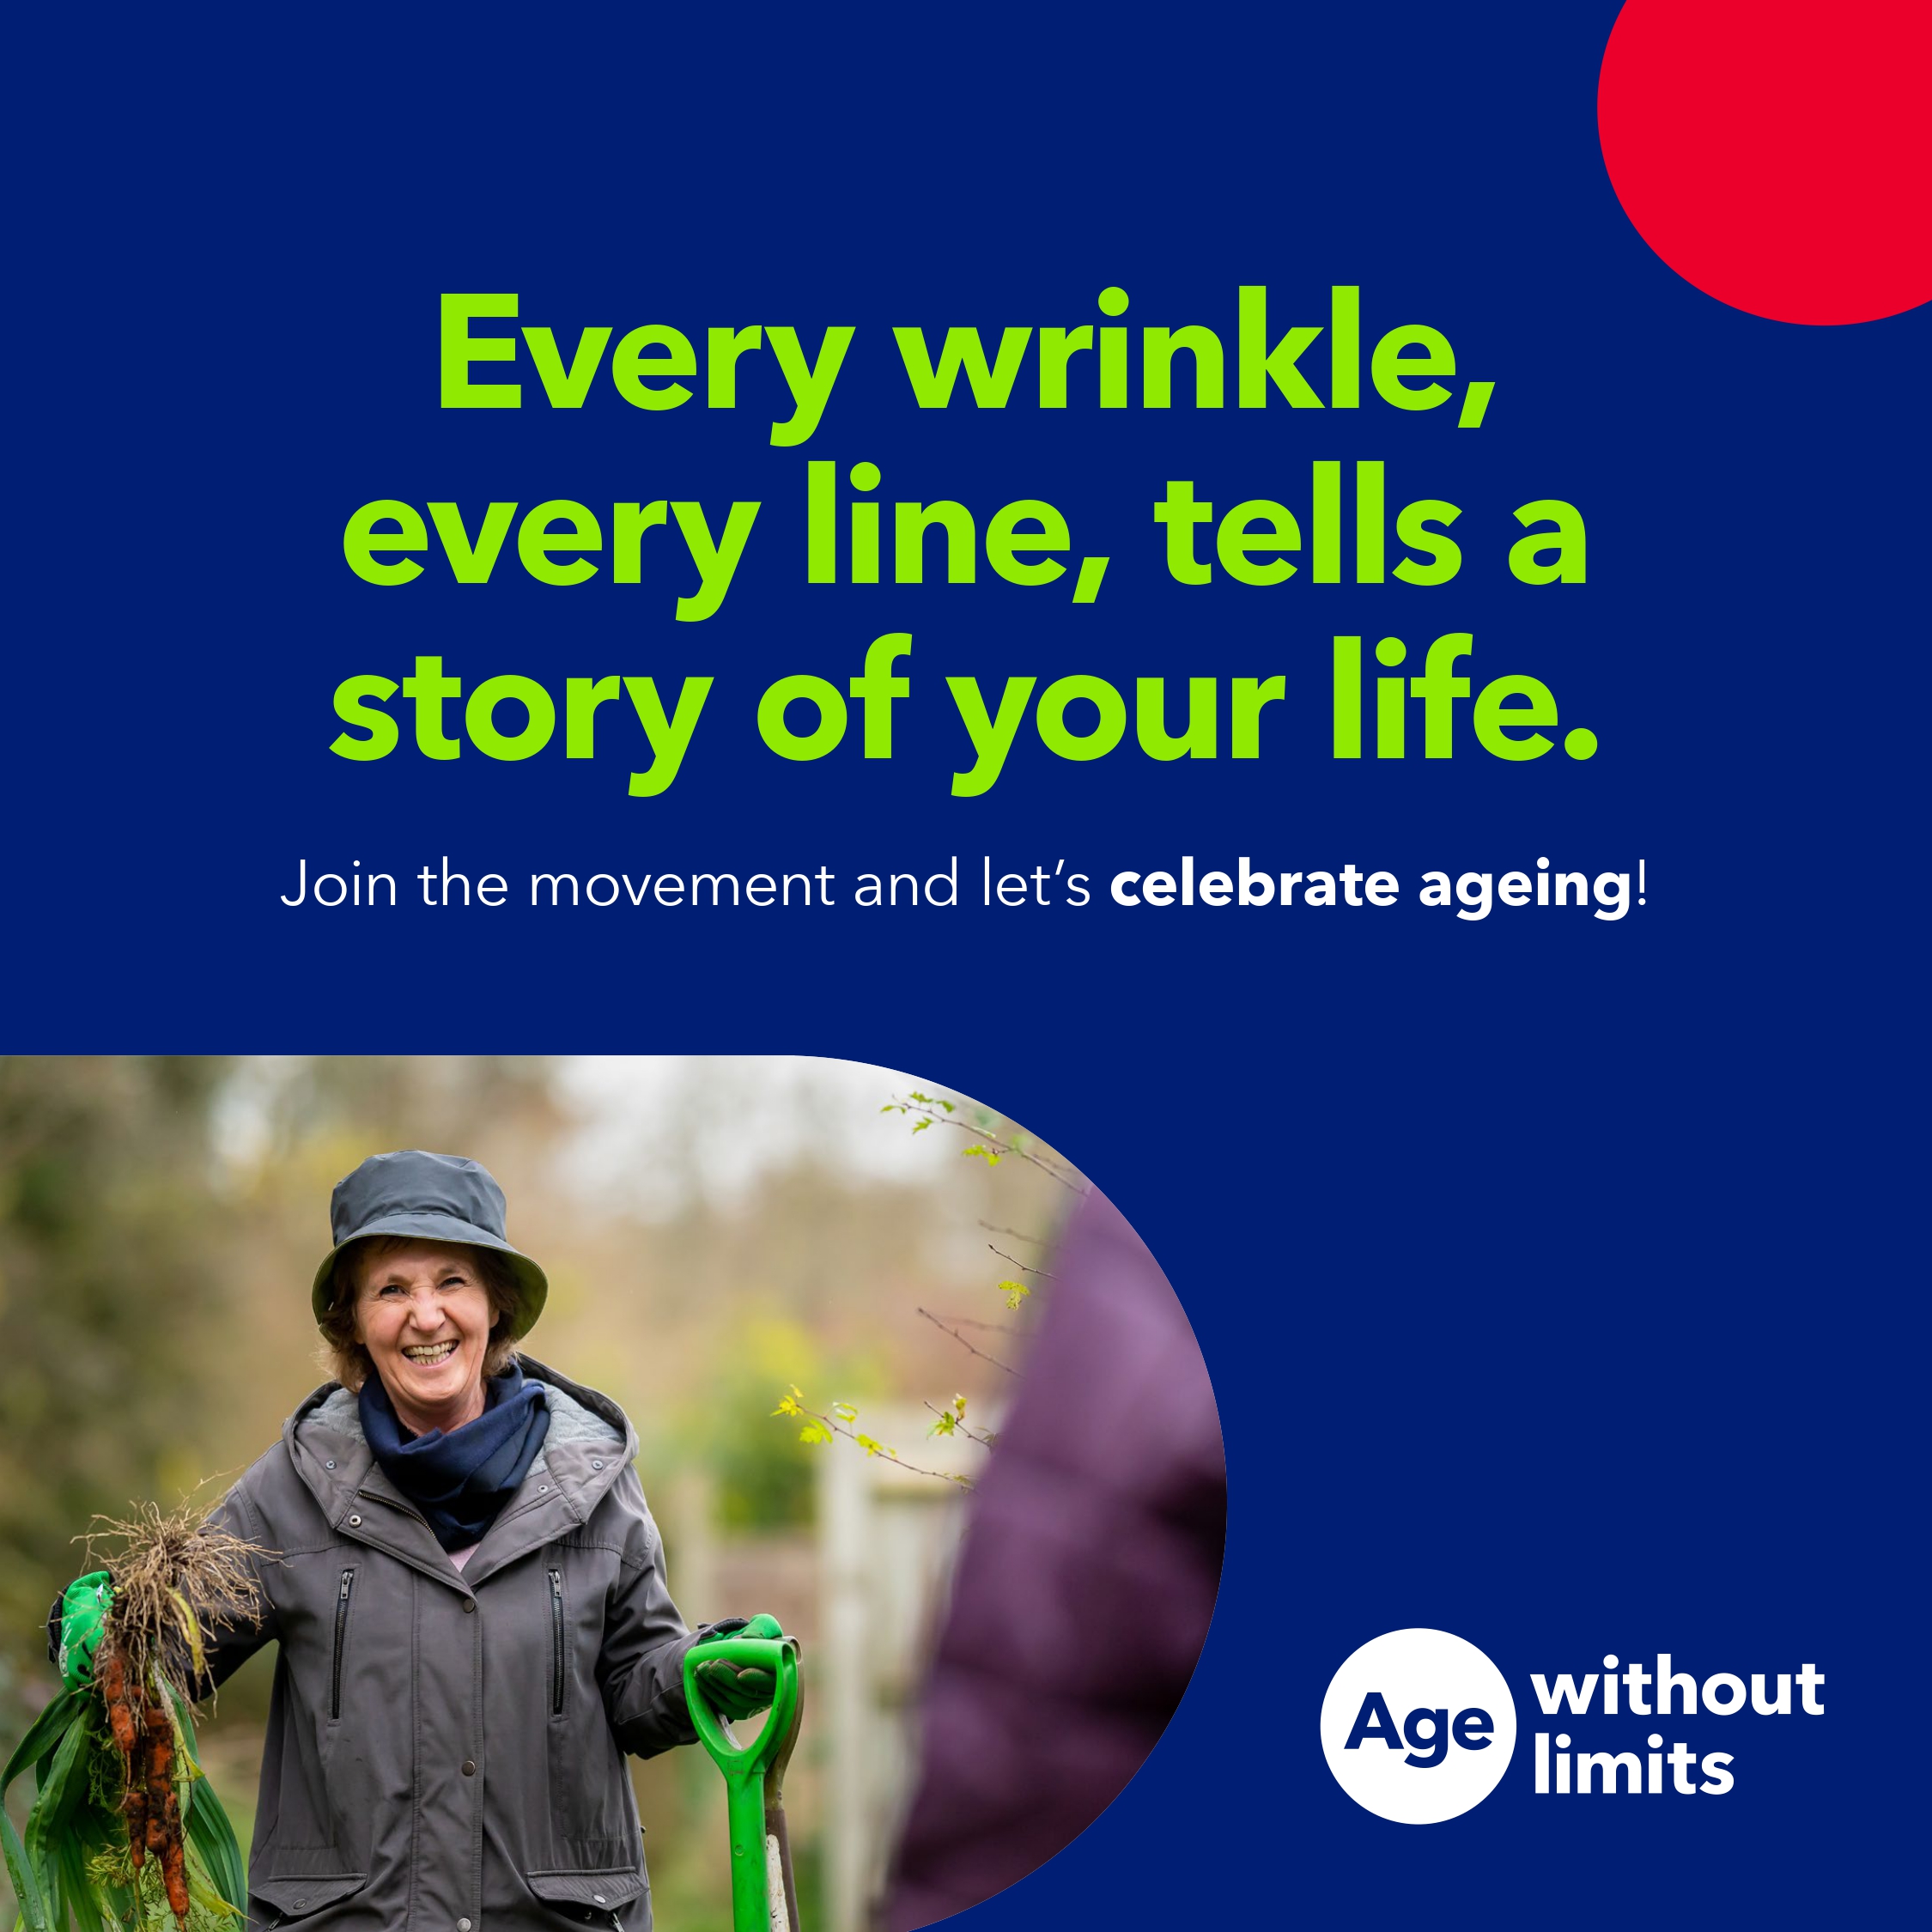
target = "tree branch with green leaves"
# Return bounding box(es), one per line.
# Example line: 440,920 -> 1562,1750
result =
770,1388 -> 975,1488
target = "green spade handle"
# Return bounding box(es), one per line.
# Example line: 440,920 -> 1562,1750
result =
683,1634 -> 805,1932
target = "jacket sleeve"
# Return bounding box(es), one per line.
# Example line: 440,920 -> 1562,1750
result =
189,1477 -> 285,1695
596,1470 -> 723,1759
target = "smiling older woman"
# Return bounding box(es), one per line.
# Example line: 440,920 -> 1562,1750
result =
58,1150 -> 781,1932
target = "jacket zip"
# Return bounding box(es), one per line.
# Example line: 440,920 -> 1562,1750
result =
331,1567 -> 356,1720
549,1568 -> 565,1716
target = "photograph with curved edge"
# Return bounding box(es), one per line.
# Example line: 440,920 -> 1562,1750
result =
0,1055 -> 1224,1932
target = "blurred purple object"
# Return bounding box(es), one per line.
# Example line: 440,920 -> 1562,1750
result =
884,1188 -> 1225,1930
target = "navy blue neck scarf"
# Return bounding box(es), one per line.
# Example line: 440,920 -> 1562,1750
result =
359,1364 -> 550,1552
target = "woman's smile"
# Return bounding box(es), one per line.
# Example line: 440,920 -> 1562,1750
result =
353,1242 -> 495,1433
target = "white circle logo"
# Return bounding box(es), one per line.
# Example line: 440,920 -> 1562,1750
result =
1319,1628 -> 1517,1824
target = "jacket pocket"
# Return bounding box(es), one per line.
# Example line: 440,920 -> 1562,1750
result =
541,1552 -> 635,1852
329,1567 -> 356,1722
526,1867 -> 647,1929
251,1869 -> 368,1926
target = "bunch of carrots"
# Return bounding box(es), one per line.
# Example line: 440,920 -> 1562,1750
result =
3,1499 -> 263,1932
97,1643 -> 189,1923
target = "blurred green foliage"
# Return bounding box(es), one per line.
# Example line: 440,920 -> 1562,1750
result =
686,1316 -> 887,1531
0,1059 -> 234,1728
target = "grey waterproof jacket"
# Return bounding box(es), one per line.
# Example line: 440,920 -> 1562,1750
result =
202,1358 -> 712,1932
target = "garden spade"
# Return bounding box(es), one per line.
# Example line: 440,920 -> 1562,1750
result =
683,1631 -> 805,1932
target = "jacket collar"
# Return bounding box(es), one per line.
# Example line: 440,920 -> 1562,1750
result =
284,1356 -> 638,1593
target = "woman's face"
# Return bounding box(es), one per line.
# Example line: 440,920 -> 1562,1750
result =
353,1240 -> 495,1431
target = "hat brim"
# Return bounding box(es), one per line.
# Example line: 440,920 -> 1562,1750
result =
310,1215 -> 549,1341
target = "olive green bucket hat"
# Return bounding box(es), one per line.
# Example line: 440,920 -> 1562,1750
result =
309,1149 -> 549,1340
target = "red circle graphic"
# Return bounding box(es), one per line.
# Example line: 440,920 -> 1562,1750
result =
1598,0 -> 1932,325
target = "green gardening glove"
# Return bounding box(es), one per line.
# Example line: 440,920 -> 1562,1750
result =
692,1613 -> 783,1722
55,1571 -> 113,1689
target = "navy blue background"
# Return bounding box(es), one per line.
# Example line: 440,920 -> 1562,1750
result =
11,3 -> 1922,1926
